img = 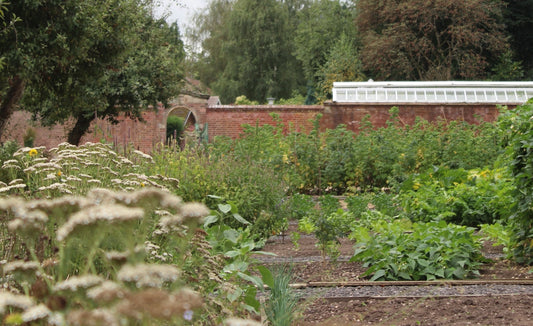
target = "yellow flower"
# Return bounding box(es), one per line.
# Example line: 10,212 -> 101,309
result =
57,171 -> 62,177
28,148 -> 38,157
140,182 -> 145,187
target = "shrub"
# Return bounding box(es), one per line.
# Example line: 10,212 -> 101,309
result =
398,167 -> 514,227
166,115 -> 185,142
351,220 -> 484,281
498,101 -> 533,264
0,140 -> 20,182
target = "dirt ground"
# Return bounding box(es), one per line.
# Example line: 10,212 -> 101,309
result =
255,223 -> 533,326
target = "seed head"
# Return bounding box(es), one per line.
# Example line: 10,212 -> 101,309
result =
86,281 -> 126,303
224,318 -> 262,326
116,288 -> 202,321
56,204 -> 144,241
117,264 -> 180,288
53,275 -> 104,292
66,308 -> 118,326
22,303 -> 51,322
0,291 -> 34,314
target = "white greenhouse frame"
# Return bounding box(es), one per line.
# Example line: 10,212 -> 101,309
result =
332,81 -> 533,104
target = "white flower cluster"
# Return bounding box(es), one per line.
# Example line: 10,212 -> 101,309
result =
117,264 -> 180,288
56,204 -> 144,241
2,260 -> 40,274
0,291 -> 34,314
22,303 -> 51,322
53,275 -> 104,292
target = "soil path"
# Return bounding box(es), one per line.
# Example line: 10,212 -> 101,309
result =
254,221 -> 533,325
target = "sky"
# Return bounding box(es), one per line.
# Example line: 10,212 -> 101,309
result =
153,0 -> 210,29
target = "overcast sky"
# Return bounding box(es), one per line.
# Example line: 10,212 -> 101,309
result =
153,0 -> 210,29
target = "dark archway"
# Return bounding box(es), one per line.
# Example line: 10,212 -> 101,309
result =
166,106 -> 197,145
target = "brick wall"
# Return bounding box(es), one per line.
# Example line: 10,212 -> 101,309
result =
0,101 -> 510,153
205,105 -> 324,140
322,102 -> 506,133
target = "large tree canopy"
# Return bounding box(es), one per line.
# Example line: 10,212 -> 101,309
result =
0,0 -> 184,144
355,0 -> 512,81
189,0 -> 306,104
503,0 -> 533,79
188,0 -> 234,90
218,0 -> 304,103
293,0 -> 357,86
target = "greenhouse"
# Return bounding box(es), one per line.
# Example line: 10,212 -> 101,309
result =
332,81 -> 533,104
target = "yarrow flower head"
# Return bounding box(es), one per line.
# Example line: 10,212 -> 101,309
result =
86,281 -> 126,304
22,303 -> 51,323
66,308 -> 118,326
116,288 -> 202,321
56,204 -> 144,242
117,264 -> 180,288
53,275 -> 104,293
224,318 -> 262,326
0,291 -> 35,314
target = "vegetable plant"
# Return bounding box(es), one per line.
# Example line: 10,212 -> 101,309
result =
351,220 -> 484,281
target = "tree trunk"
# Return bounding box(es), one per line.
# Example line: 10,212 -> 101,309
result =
0,76 -> 25,140
67,114 -> 94,146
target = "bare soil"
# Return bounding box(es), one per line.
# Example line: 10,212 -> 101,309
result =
255,222 -> 533,325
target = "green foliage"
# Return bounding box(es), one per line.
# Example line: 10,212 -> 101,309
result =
315,34 -> 366,103
490,49 -> 524,81
356,0 -> 510,80
294,0 -> 357,90
234,95 -> 259,105
22,127 -> 35,147
150,144 -> 287,238
207,112 -> 500,195
502,0 -> 533,79
0,140 -> 19,181
166,115 -> 185,142
0,144 -> 265,324
1,0 -> 185,144
351,220 -> 484,281
211,0 -> 304,103
480,222 -> 512,258
498,101 -> 533,264
398,167 -> 515,227
346,191 -> 400,218
262,265 -> 300,326
297,195 -> 351,260
203,201 -> 278,315
281,193 -> 315,220
277,91 -> 306,105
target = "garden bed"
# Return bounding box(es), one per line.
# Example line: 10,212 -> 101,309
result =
254,222 -> 533,325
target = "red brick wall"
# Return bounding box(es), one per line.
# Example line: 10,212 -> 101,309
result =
322,102 -> 506,133
205,105 -> 324,140
0,102 -> 511,153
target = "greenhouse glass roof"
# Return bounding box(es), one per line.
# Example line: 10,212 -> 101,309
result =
332,81 -> 533,104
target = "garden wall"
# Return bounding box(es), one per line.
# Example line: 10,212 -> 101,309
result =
0,100 -> 510,153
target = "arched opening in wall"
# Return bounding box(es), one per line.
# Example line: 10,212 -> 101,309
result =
166,107 -> 196,145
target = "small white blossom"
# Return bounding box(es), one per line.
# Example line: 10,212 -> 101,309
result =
22,303 -> 51,322
0,291 -> 34,314
53,275 -> 104,292
118,264 -> 180,288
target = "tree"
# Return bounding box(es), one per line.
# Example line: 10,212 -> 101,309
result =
189,0 -> 305,104
0,0 -> 184,144
294,0 -> 357,88
216,0 -> 303,103
315,34 -> 366,102
502,0 -> 533,79
187,0 -> 234,89
355,0 -> 511,81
